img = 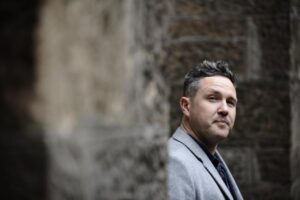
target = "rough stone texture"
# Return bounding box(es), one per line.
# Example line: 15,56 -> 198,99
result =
0,0 -> 47,199
35,0 -> 170,199
165,0 -> 291,199
1,0 -> 300,199
291,0 -> 300,199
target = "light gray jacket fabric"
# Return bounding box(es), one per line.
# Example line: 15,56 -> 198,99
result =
168,127 -> 243,200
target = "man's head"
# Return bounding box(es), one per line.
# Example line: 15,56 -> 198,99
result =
180,60 -> 237,152
183,60 -> 236,97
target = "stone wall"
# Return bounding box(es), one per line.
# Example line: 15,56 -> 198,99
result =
1,0 -> 299,200
165,0 -> 291,199
35,0 -> 170,199
291,0 -> 300,199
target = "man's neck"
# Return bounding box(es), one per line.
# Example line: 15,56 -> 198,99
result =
180,119 -> 217,154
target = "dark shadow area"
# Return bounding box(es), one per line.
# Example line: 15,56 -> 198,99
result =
0,0 -> 47,199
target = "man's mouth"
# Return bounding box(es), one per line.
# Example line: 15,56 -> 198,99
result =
214,119 -> 229,126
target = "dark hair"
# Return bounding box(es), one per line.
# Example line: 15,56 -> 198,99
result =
183,60 -> 236,97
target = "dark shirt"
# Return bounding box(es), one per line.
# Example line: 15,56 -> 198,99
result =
188,134 -> 237,200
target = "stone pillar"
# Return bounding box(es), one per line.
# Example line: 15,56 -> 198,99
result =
35,0 -> 170,199
291,0 -> 300,199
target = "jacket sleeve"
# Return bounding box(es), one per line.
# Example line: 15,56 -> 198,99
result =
168,154 -> 195,200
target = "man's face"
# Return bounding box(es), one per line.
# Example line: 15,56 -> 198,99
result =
186,76 -> 237,145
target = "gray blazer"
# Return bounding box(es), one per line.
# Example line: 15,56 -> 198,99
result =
168,127 -> 243,200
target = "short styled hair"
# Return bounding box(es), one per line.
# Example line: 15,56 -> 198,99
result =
183,60 -> 236,97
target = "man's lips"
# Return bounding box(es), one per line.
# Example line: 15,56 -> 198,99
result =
214,119 -> 229,126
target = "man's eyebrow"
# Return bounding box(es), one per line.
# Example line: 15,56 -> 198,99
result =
206,89 -> 238,102
205,89 -> 223,95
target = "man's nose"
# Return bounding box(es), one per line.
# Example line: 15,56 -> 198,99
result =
218,101 -> 229,116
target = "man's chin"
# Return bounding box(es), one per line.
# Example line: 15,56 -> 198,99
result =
211,129 -> 230,140
212,125 -> 230,138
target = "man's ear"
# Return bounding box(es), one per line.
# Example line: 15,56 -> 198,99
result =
180,96 -> 191,117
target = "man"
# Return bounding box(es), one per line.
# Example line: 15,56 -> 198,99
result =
168,60 -> 243,200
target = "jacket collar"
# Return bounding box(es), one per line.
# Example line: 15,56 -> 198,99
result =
172,127 -> 234,200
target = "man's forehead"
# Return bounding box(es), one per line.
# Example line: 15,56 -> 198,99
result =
198,76 -> 237,96
199,76 -> 234,86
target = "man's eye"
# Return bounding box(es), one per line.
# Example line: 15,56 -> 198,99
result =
227,100 -> 236,107
208,96 -> 217,101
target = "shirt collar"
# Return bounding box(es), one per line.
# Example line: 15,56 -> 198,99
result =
187,134 -> 220,168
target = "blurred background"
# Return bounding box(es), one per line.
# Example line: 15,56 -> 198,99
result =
0,0 -> 299,199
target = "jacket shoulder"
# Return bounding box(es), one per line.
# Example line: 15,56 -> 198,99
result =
168,137 -> 197,200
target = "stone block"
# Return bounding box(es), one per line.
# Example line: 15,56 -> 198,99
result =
168,17 -> 247,39
174,0 -> 249,17
291,144 -> 300,179
291,80 -> 300,200
248,0 -> 290,15
250,184 -> 291,200
93,126 -> 168,200
256,148 -> 290,183
291,80 -> 300,142
251,16 -> 290,79
291,0 -> 300,14
290,17 -> 300,80
220,146 -> 291,200
292,176 -> 300,200
232,80 -> 290,146
165,40 -> 246,82
46,124 -> 168,200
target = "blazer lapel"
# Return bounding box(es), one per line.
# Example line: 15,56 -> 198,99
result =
217,152 -> 244,200
172,128 -> 234,200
